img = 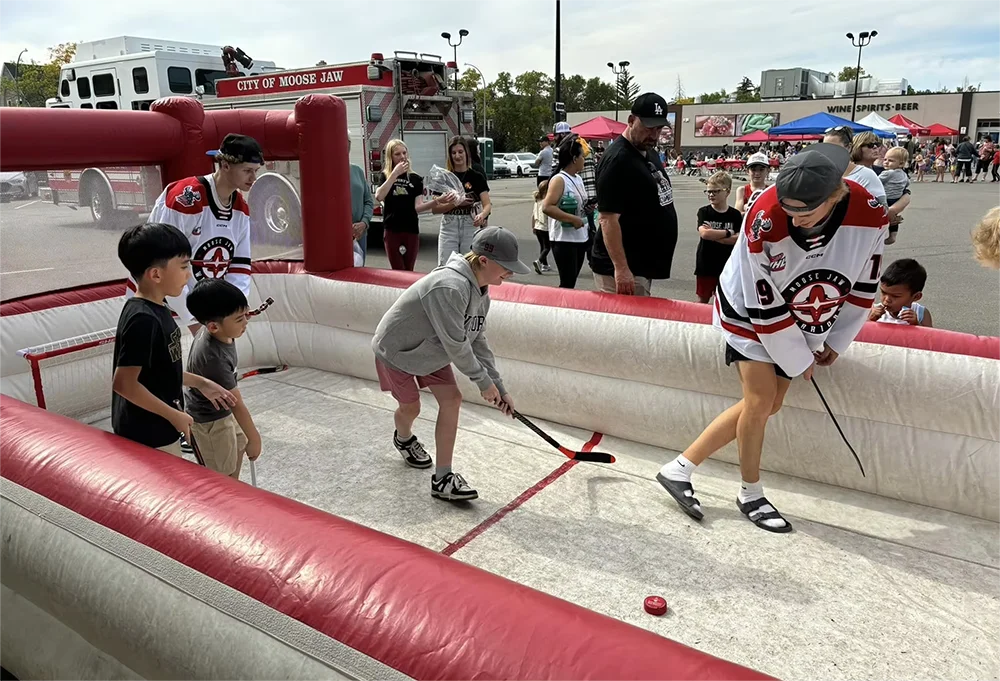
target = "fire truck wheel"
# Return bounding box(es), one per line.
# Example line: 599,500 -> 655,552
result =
249,177 -> 301,246
86,179 -> 118,228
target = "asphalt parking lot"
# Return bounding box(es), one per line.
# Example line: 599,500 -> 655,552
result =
1,174 -> 997,336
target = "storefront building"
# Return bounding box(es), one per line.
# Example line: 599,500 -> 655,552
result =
567,91 -> 999,154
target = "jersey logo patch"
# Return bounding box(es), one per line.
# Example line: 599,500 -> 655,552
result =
748,209 -> 772,242
192,236 -> 235,281
768,252 -> 786,272
784,269 -> 851,333
175,185 -> 202,208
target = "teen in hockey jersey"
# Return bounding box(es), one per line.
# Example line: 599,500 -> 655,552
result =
127,134 -> 262,333
657,144 -> 888,533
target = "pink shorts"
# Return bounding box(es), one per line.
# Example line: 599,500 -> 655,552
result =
375,358 -> 456,404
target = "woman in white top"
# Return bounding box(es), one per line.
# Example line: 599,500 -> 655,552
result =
823,127 -> 886,205
541,136 -> 589,288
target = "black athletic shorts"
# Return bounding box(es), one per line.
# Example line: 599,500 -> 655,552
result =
724,343 -> 792,380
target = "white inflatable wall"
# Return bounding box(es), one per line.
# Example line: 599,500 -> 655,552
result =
2,271 -> 997,521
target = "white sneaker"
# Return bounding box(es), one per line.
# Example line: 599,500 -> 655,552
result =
431,471 -> 478,501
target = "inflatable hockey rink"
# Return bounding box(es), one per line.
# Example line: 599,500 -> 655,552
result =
2,98 -> 999,681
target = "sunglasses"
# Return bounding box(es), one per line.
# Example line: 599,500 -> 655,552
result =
862,142 -> 881,149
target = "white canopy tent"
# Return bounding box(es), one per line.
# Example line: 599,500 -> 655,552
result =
857,112 -> 909,135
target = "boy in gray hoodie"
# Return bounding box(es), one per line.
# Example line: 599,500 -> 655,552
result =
372,226 -> 531,501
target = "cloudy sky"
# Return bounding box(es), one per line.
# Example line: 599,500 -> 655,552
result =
3,0 -> 998,96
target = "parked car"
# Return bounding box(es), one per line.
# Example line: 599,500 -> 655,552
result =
0,171 -> 40,202
500,153 -> 539,177
490,154 -> 513,178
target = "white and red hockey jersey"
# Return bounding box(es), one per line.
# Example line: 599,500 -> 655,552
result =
714,181 -> 888,377
126,175 -> 252,324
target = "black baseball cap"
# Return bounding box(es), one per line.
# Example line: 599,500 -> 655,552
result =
775,143 -> 850,213
207,134 -> 264,164
631,92 -> 670,127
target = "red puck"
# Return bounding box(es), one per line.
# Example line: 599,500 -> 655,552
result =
644,595 -> 667,616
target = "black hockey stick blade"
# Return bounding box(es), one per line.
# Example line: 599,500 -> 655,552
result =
811,377 -> 865,477
512,410 -> 615,464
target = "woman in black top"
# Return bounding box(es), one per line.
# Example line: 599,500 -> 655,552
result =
431,136 -> 491,266
375,139 -> 447,270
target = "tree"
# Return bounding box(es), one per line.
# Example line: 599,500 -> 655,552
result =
615,70 -> 640,109
698,88 -> 728,104
1,43 -> 76,107
734,76 -> 760,102
956,76 -> 981,93
837,65 -> 866,82
578,77 -> 616,111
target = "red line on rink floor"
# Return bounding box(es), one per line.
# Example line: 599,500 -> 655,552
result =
441,431 -> 604,557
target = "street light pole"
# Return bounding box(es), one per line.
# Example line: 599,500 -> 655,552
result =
441,29 -> 468,90
554,0 -> 561,121
14,48 -> 27,106
466,62 -> 488,140
607,60 -> 630,122
846,30 -> 877,122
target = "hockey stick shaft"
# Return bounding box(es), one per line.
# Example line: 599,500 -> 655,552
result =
511,410 -> 615,463
811,377 -> 865,477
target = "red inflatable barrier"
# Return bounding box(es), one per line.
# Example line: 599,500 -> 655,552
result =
0,396 -> 771,681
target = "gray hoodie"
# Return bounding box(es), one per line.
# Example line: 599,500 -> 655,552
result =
372,253 -> 505,394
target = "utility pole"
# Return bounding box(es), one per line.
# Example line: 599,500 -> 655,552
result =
608,61 -> 630,121
466,62 -> 488,140
554,0 -> 562,122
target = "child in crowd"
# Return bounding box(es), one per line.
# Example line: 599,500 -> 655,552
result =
972,206 -> 1000,269
184,279 -> 262,480
869,258 -> 933,327
112,223 -> 235,456
934,150 -> 947,183
734,153 -> 770,214
372,227 -> 529,502
694,171 -> 742,304
913,152 -> 925,182
879,147 -> 911,245
531,179 -> 552,274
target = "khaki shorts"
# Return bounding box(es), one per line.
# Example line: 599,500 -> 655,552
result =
190,414 -> 248,480
157,440 -> 185,457
593,273 -> 653,297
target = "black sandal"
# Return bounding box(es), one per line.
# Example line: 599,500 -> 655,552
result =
736,496 -> 792,533
656,473 -> 704,520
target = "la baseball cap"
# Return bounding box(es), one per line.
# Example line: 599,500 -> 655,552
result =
747,152 -> 770,168
472,226 -> 531,274
776,143 -> 849,213
207,133 -> 264,164
554,121 -> 572,134
631,92 -> 670,128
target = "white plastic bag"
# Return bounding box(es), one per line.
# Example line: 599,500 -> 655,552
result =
425,165 -> 466,204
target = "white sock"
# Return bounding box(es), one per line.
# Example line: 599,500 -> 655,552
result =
660,455 -> 696,483
738,480 -> 786,529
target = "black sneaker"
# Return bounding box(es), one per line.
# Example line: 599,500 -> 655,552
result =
431,472 -> 478,501
394,431 -> 432,469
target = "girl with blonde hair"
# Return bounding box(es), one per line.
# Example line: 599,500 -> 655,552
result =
375,139 -> 447,270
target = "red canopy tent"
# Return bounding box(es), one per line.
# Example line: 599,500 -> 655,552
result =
734,129 -> 821,142
734,130 -> 769,143
887,114 -> 931,136
926,123 -> 960,137
570,116 -> 626,141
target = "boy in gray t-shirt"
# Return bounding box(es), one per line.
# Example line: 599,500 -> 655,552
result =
184,279 -> 261,480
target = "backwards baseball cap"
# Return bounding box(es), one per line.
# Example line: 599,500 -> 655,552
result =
206,133 -> 264,164
554,121 -> 572,134
775,143 -> 850,213
471,226 -> 531,274
747,152 -> 770,168
631,92 -> 670,127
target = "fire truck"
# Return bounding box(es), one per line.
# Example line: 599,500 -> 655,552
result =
43,36 -> 278,226
203,51 -> 477,247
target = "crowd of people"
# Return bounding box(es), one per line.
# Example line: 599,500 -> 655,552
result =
107,105 -> 999,529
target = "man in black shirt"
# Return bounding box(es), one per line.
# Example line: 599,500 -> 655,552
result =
591,92 -> 678,296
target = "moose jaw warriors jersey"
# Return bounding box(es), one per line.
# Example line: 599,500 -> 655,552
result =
714,181 -> 888,377
126,176 -> 252,324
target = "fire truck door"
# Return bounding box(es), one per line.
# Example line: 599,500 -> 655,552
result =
402,131 -> 448,177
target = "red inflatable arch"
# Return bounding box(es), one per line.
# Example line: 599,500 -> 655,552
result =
0,100 -> 772,680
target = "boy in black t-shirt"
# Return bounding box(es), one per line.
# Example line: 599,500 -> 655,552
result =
694,171 -> 742,304
112,223 -> 236,456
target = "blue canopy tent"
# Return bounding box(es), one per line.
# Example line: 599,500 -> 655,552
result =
766,112 -> 892,138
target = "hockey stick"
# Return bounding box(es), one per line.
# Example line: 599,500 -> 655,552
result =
239,365 -> 289,380
511,410 -> 615,464
247,297 -> 275,318
811,377 -> 865,477
249,459 -> 257,488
